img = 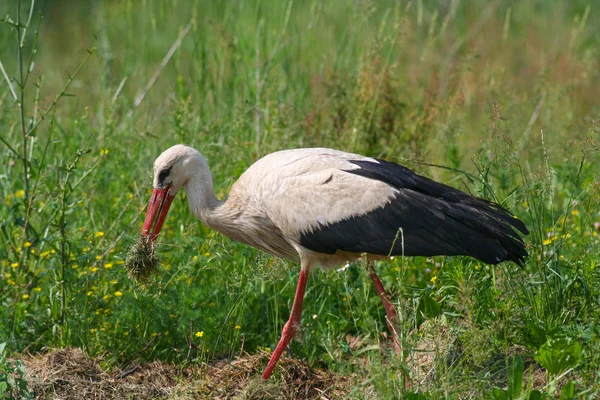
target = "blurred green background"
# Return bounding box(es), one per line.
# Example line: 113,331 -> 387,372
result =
1,0 -> 599,397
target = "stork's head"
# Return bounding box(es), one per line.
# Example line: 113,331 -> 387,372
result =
142,144 -> 209,242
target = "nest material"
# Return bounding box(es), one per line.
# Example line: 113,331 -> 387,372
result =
22,348 -> 192,399
124,236 -> 159,282
20,348 -> 353,400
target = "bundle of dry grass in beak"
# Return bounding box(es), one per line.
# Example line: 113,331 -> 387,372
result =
124,236 -> 159,282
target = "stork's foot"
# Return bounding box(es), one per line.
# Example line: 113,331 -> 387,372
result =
262,269 -> 309,380
367,263 -> 401,355
262,321 -> 296,379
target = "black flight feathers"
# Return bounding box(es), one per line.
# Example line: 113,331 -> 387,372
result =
299,158 -> 529,266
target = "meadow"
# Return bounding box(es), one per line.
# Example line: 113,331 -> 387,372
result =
1,0 -> 599,398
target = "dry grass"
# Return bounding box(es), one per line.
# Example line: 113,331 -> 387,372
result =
20,348 -> 354,399
23,348 -> 183,399
124,236 -> 160,282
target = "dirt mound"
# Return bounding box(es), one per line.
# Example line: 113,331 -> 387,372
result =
204,351 -> 350,399
23,348 -> 179,399
20,348 -> 352,399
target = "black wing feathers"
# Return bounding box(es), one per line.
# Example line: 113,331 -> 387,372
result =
299,159 -> 528,266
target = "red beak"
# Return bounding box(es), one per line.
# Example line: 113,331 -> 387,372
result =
142,187 -> 176,242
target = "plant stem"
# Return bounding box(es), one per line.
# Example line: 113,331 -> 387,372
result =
16,0 -> 30,208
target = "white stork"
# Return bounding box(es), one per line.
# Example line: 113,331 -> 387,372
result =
141,144 -> 528,379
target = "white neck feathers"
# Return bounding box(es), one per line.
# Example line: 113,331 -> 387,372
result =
184,170 -> 222,221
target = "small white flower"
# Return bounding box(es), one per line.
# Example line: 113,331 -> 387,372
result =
337,263 -> 351,272
312,314 -> 318,320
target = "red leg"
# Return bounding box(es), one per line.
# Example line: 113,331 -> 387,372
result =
262,268 -> 309,380
368,263 -> 401,354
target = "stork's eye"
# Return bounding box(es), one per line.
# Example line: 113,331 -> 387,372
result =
158,167 -> 172,186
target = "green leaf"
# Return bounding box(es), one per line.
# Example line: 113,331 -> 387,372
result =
491,388 -> 509,400
508,355 -> 524,399
534,337 -> 582,375
559,381 -> 575,400
528,390 -> 542,400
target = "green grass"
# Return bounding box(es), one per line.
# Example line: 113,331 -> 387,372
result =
1,0 -> 600,398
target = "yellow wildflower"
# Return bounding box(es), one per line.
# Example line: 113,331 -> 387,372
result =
15,190 -> 25,199
571,209 -> 579,216
7,280 -> 15,285
95,255 -> 102,260
33,287 -> 41,292
90,328 -> 97,333
95,231 -> 104,238
104,263 -> 113,269
22,294 -> 29,300
40,251 -> 51,258
10,262 -> 18,268
100,148 -> 109,155
110,280 -> 118,284
234,325 -> 241,330
543,239 -> 552,245
103,294 -> 110,301
430,275 -> 438,283
195,331 -> 204,338
82,247 -> 89,253
115,260 -> 124,265
87,291 -> 93,296
114,291 -> 123,297
72,264 -> 79,269
204,251 -> 211,257
24,241 -> 32,248
6,194 -> 13,206
89,267 -> 98,273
